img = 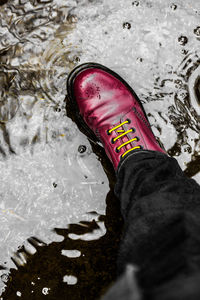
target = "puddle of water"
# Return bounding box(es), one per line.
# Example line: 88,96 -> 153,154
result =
0,0 -> 199,299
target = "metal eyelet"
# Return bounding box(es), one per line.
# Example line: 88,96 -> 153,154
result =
115,148 -> 120,153
139,145 -> 143,149
111,138 -> 115,144
136,136 -> 140,141
107,129 -> 111,136
131,128 -> 136,133
126,118 -> 131,124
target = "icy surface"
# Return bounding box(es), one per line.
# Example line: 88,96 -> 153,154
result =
0,0 -> 199,295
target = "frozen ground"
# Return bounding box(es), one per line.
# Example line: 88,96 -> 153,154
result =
0,0 -> 199,297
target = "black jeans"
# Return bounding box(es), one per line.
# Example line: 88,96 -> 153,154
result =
102,150 -> 200,300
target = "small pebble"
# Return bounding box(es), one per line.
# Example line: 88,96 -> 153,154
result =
67,14 -> 78,24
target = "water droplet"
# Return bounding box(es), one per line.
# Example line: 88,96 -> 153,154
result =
16,291 -> 22,297
78,145 -> 87,154
1,274 -> 9,283
183,144 -> 192,153
74,56 -> 80,63
123,22 -> 131,29
132,1 -> 139,6
170,3 -> 177,10
67,14 -> 78,24
178,36 -> 188,46
194,26 -> 200,37
181,49 -> 188,55
42,287 -> 50,295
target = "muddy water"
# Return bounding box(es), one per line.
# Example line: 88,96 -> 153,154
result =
0,0 -> 200,299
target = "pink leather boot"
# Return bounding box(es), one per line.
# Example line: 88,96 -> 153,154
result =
67,63 -> 166,170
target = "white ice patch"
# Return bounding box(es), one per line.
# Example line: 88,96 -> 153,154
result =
63,275 -> 78,285
61,250 -> 81,258
68,221 -> 106,241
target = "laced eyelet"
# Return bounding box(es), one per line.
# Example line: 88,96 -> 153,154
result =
126,118 -> 131,124
131,127 -> 136,133
140,145 -> 143,149
111,138 -> 115,144
115,148 -> 120,153
107,129 -> 111,136
136,136 -> 140,141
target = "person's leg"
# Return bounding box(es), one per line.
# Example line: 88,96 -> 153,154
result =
101,151 -> 200,300
115,150 -> 200,293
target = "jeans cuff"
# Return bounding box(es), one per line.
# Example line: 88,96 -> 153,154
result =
116,150 -> 168,176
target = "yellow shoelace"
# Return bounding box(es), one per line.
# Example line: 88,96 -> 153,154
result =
107,120 -> 141,158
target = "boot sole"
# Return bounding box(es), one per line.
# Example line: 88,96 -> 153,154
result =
66,62 -> 149,146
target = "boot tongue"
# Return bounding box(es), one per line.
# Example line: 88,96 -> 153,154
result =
85,107 -> 126,131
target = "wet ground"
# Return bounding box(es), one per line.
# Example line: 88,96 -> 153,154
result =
0,0 -> 199,299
